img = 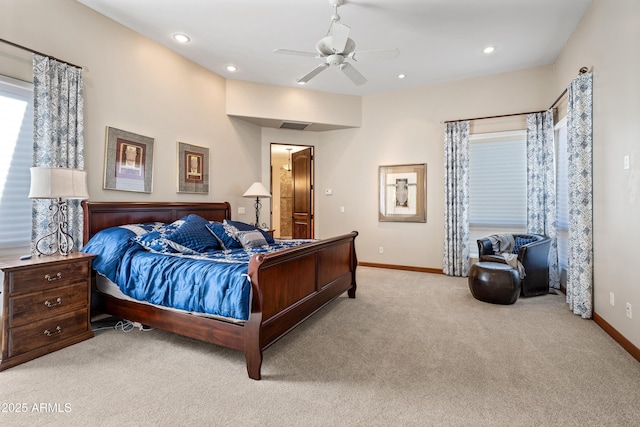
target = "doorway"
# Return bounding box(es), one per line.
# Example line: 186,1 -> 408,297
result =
270,143 -> 314,239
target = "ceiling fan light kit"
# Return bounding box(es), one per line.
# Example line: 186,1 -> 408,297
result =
274,0 -> 400,86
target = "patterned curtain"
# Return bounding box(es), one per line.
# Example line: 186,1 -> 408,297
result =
443,121 -> 470,276
32,54 -> 85,252
526,110 -> 560,289
566,73 -> 593,318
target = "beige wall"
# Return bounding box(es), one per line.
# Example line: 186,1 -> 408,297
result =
553,0 -> 640,348
0,0 -> 263,221
315,66 -> 553,268
227,80 -> 362,129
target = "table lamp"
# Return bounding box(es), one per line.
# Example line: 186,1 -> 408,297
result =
242,182 -> 271,228
29,167 -> 89,256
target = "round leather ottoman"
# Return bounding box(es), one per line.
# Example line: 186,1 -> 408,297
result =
469,261 -> 521,305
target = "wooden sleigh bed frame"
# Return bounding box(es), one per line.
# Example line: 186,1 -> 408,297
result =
82,201 -> 357,380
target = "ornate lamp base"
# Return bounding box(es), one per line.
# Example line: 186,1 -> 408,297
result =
34,198 -> 74,256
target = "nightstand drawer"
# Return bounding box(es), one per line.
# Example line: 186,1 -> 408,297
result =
8,260 -> 89,294
8,309 -> 89,357
9,283 -> 88,327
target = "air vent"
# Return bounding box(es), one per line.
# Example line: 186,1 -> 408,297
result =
278,121 -> 311,131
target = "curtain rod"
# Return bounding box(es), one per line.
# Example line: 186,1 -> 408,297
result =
0,38 -> 82,70
548,66 -> 589,110
443,109 -> 546,124
443,66 -> 590,124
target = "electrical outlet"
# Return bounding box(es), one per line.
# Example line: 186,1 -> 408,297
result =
379,246 -> 384,254
626,303 -> 632,319
238,207 -> 245,215
610,292 -> 615,306
624,155 -> 630,170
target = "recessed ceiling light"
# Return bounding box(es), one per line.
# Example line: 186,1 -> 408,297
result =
398,74 -> 406,79
173,33 -> 190,43
297,81 -> 306,85
226,65 -> 238,72
483,46 -> 495,54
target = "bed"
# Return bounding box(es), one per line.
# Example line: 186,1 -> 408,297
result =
82,201 -> 357,380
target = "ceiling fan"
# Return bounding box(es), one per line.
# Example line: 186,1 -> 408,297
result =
274,0 -> 400,86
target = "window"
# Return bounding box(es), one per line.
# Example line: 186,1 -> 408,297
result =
555,116 -> 569,271
0,75 -> 33,255
469,130 -> 527,252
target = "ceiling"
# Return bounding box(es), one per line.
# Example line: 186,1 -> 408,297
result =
76,0 -> 592,97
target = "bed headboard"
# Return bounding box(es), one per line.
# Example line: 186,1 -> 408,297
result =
82,201 -> 232,244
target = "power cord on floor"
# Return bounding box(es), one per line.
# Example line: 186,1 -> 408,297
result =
115,320 -> 155,332
92,318 -> 154,332
115,319 -> 136,332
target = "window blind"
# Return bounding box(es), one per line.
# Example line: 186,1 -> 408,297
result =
469,131 -> 527,228
0,76 -> 33,252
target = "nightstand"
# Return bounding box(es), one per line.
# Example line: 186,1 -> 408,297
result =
0,252 -> 96,371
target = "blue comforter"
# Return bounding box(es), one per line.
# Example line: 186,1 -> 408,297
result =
82,225 -> 311,321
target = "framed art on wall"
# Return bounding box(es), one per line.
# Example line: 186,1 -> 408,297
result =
177,142 -> 209,194
104,126 -> 154,193
379,163 -> 427,222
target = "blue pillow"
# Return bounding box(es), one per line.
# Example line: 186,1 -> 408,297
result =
163,214 -> 221,253
513,236 -> 536,254
224,219 -> 275,244
207,222 -> 242,250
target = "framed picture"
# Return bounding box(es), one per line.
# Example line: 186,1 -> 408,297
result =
104,126 -> 154,193
379,163 -> 427,222
177,142 -> 209,193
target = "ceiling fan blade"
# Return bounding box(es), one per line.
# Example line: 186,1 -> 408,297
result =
350,48 -> 400,62
340,62 -> 367,85
297,63 -> 329,83
330,22 -> 350,53
273,49 -> 318,58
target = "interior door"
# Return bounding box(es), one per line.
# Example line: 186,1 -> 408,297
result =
292,147 -> 313,238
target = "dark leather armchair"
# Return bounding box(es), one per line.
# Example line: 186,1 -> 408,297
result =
477,234 -> 551,297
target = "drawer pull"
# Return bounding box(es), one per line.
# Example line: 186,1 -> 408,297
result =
44,326 -> 62,336
44,297 -> 63,307
45,272 -> 63,282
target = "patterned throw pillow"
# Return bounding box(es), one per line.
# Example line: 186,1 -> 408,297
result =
132,220 -> 185,253
513,236 -> 536,254
120,222 -> 166,236
163,214 -> 221,253
236,230 -> 268,249
207,222 -> 243,250
224,219 -> 275,244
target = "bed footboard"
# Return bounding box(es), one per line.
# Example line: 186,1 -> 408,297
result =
245,231 -> 358,379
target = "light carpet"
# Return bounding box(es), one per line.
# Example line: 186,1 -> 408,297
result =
1,267 -> 639,426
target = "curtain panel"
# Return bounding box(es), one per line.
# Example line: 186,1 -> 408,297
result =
32,54 -> 85,253
526,110 -> 560,289
443,121 -> 470,276
566,73 -> 594,318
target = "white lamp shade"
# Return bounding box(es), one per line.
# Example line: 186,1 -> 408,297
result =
243,182 -> 271,198
29,167 -> 89,200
